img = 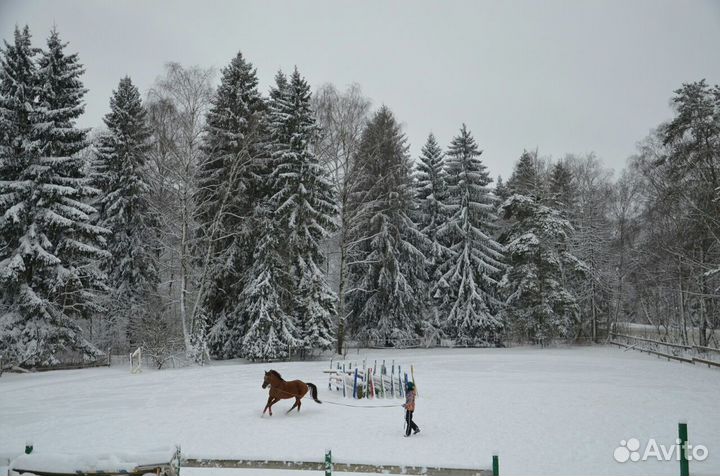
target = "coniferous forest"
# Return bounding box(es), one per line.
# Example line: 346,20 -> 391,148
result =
1,25 -> 719,367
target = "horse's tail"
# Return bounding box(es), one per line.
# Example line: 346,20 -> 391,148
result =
306,382 -> 322,403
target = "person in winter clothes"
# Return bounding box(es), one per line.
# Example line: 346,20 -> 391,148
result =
403,381 -> 420,436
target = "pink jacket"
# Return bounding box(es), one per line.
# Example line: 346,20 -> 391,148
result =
404,390 -> 416,411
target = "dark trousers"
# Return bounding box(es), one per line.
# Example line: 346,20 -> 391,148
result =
405,410 -> 419,436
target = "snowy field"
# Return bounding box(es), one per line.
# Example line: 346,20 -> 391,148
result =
2,346 -> 719,476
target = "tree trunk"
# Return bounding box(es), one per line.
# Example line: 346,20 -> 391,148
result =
698,247 -> 708,347
180,202 -> 191,352
678,261 -> 688,345
336,203 -> 349,355
591,280 -> 597,342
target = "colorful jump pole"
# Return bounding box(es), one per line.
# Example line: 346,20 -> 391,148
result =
380,364 -> 385,398
390,363 -> 395,398
353,368 -> 359,399
397,365 -> 405,398
342,364 -> 346,398
411,364 -> 417,396
367,368 -> 373,398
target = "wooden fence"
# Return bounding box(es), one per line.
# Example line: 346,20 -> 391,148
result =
7,450 -> 493,476
612,322 -> 720,348
610,332 -> 720,369
184,454 -> 493,476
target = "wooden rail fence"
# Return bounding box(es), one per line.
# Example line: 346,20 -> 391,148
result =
183,457 -> 492,476
610,333 -> 720,368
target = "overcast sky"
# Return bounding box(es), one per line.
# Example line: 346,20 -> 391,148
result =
1,0 -> 719,179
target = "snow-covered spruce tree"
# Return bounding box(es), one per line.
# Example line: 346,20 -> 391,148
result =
346,106 -> 427,344
547,159 -> 576,211
239,207 -> 299,361
266,68 -> 337,354
499,194 -> 588,344
414,133 -> 450,337
506,149 -> 545,199
36,28 -> 108,325
94,77 -> 159,349
437,124 -> 504,346
232,71 -> 299,361
0,26 -> 107,367
196,51 -> 266,359
495,175 -> 511,202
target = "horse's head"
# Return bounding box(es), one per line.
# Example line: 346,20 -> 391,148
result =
263,369 -> 283,389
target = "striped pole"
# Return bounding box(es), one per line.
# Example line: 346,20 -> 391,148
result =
367,368 -> 372,398
353,368 -> 359,399
397,365 -> 405,398
411,365 -> 417,396
380,364 -> 386,398
342,364 -> 346,398
397,365 -> 402,397
390,364 -> 394,398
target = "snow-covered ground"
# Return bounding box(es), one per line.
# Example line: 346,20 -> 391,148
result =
2,346 -> 719,476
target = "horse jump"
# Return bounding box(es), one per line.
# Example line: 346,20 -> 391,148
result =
262,370 -> 321,416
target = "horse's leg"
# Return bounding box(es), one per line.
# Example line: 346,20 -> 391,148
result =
297,398 -> 302,412
268,397 -> 279,416
262,395 -> 274,416
287,398 -> 300,414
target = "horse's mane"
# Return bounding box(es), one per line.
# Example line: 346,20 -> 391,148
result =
267,369 -> 284,381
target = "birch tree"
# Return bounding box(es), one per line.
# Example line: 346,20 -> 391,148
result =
312,83 -> 370,353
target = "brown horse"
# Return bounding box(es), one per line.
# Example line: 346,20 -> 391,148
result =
261,370 -> 321,416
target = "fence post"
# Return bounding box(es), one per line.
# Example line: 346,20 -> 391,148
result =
389,363 -> 394,398
25,440 -> 33,454
353,368 -> 359,399
342,364 -> 347,398
325,449 -> 333,476
174,445 -> 182,475
679,422 -> 689,476
379,364 -> 384,398
492,454 -> 499,476
398,366 -> 403,397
